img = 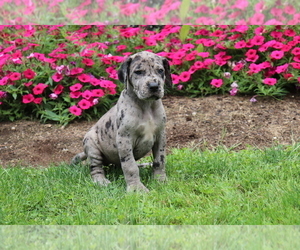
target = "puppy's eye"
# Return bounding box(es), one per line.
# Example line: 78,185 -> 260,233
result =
134,70 -> 144,75
157,68 -> 164,74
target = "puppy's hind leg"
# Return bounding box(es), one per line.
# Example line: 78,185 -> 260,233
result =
71,152 -> 87,165
87,147 -> 111,186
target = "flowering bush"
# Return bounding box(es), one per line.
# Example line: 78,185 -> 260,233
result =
0,0 -> 300,25
1,25 -> 300,124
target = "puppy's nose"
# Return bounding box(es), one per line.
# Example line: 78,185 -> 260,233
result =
148,82 -> 159,92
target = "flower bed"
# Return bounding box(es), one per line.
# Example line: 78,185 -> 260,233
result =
1,25 -> 300,124
1,0 -> 300,25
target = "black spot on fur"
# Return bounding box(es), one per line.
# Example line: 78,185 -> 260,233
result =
83,137 -> 89,145
160,155 -> 165,163
105,118 -> 112,130
153,162 -> 160,169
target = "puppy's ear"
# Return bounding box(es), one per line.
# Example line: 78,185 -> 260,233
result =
163,58 -> 172,88
118,57 -> 132,89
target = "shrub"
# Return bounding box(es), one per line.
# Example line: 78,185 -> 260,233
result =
1,25 -> 300,124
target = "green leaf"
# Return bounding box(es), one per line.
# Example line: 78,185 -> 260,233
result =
43,110 -> 61,121
179,0 -> 191,22
179,25 -> 191,42
196,44 -> 204,52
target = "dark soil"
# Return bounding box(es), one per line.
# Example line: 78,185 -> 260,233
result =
1,94 -> 300,167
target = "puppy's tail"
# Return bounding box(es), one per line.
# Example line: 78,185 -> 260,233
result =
71,152 -> 87,165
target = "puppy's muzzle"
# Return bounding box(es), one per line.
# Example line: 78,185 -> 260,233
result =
148,82 -> 159,92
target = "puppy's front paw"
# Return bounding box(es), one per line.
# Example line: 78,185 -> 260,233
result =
126,182 -> 149,193
92,174 -> 111,186
154,171 -> 167,182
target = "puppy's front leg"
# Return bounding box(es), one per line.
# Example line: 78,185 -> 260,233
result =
152,131 -> 167,182
116,133 -> 149,192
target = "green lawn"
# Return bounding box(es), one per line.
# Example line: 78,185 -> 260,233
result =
1,144 -> 300,225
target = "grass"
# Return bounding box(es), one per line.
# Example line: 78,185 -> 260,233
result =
1,144 -> 300,225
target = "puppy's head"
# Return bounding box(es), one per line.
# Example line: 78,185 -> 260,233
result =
118,51 -> 172,100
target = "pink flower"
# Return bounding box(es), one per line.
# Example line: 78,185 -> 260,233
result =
22,94 -> 35,104
233,63 -> 244,71
194,61 -> 204,69
92,89 -> 105,97
291,47 -> 300,56
270,50 -> 284,60
70,68 -> 84,75
116,45 -> 127,52
78,74 -> 91,83
179,71 -> 191,82
234,40 -> 246,49
275,64 -> 288,73
70,83 -> 83,92
52,72 -> 64,82
78,99 -> 92,110
245,49 -> 259,62
82,58 -> 94,66
24,81 -> 33,87
9,72 -> 21,81
210,79 -> 223,88
99,80 -> 116,88
70,92 -> 82,99
23,69 -> 36,79
33,83 -> 48,95
54,85 -> 64,95
0,77 -> 8,86
34,98 -> 43,104
251,35 -> 265,45
69,106 -> 82,116
263,78 -> 277,85
249,63 -> 262,73
82,90 -> 93,99
171,74 -> 180,85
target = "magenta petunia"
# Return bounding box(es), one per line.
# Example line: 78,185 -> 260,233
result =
210,79 -> 224,88
91,89 -> 105,97
52,72 -> 64,82
70,83 -> 83,92
82,58 -> 95,66
34,97 -> 43,104
263,78 -> 277,85
179,71 -> 191,82
9,72 -> 21,81
70,91 -> 82,99
70,67 -> 84,75
0,77 -> 8,86
82,90 -> 93,99
54,84 -> 64,95
33,83 -> 48,95
78,74 -> 91,83
69,105 -> 82,116
78,99 -> 92,110
22,94 -> 35,104
23,69 -> 36,79
270,50 -> 284,60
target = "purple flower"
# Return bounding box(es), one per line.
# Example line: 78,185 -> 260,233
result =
250,96 -> 258,102
0,91 -> 7,98
49,93 -> 58,99
230,87 -> 238,96
223,72 -> 231,78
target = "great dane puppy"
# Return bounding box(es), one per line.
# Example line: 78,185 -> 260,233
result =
72,51 -> 172,192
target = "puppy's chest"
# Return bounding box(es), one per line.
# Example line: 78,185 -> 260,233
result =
135,119 -> 157,143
